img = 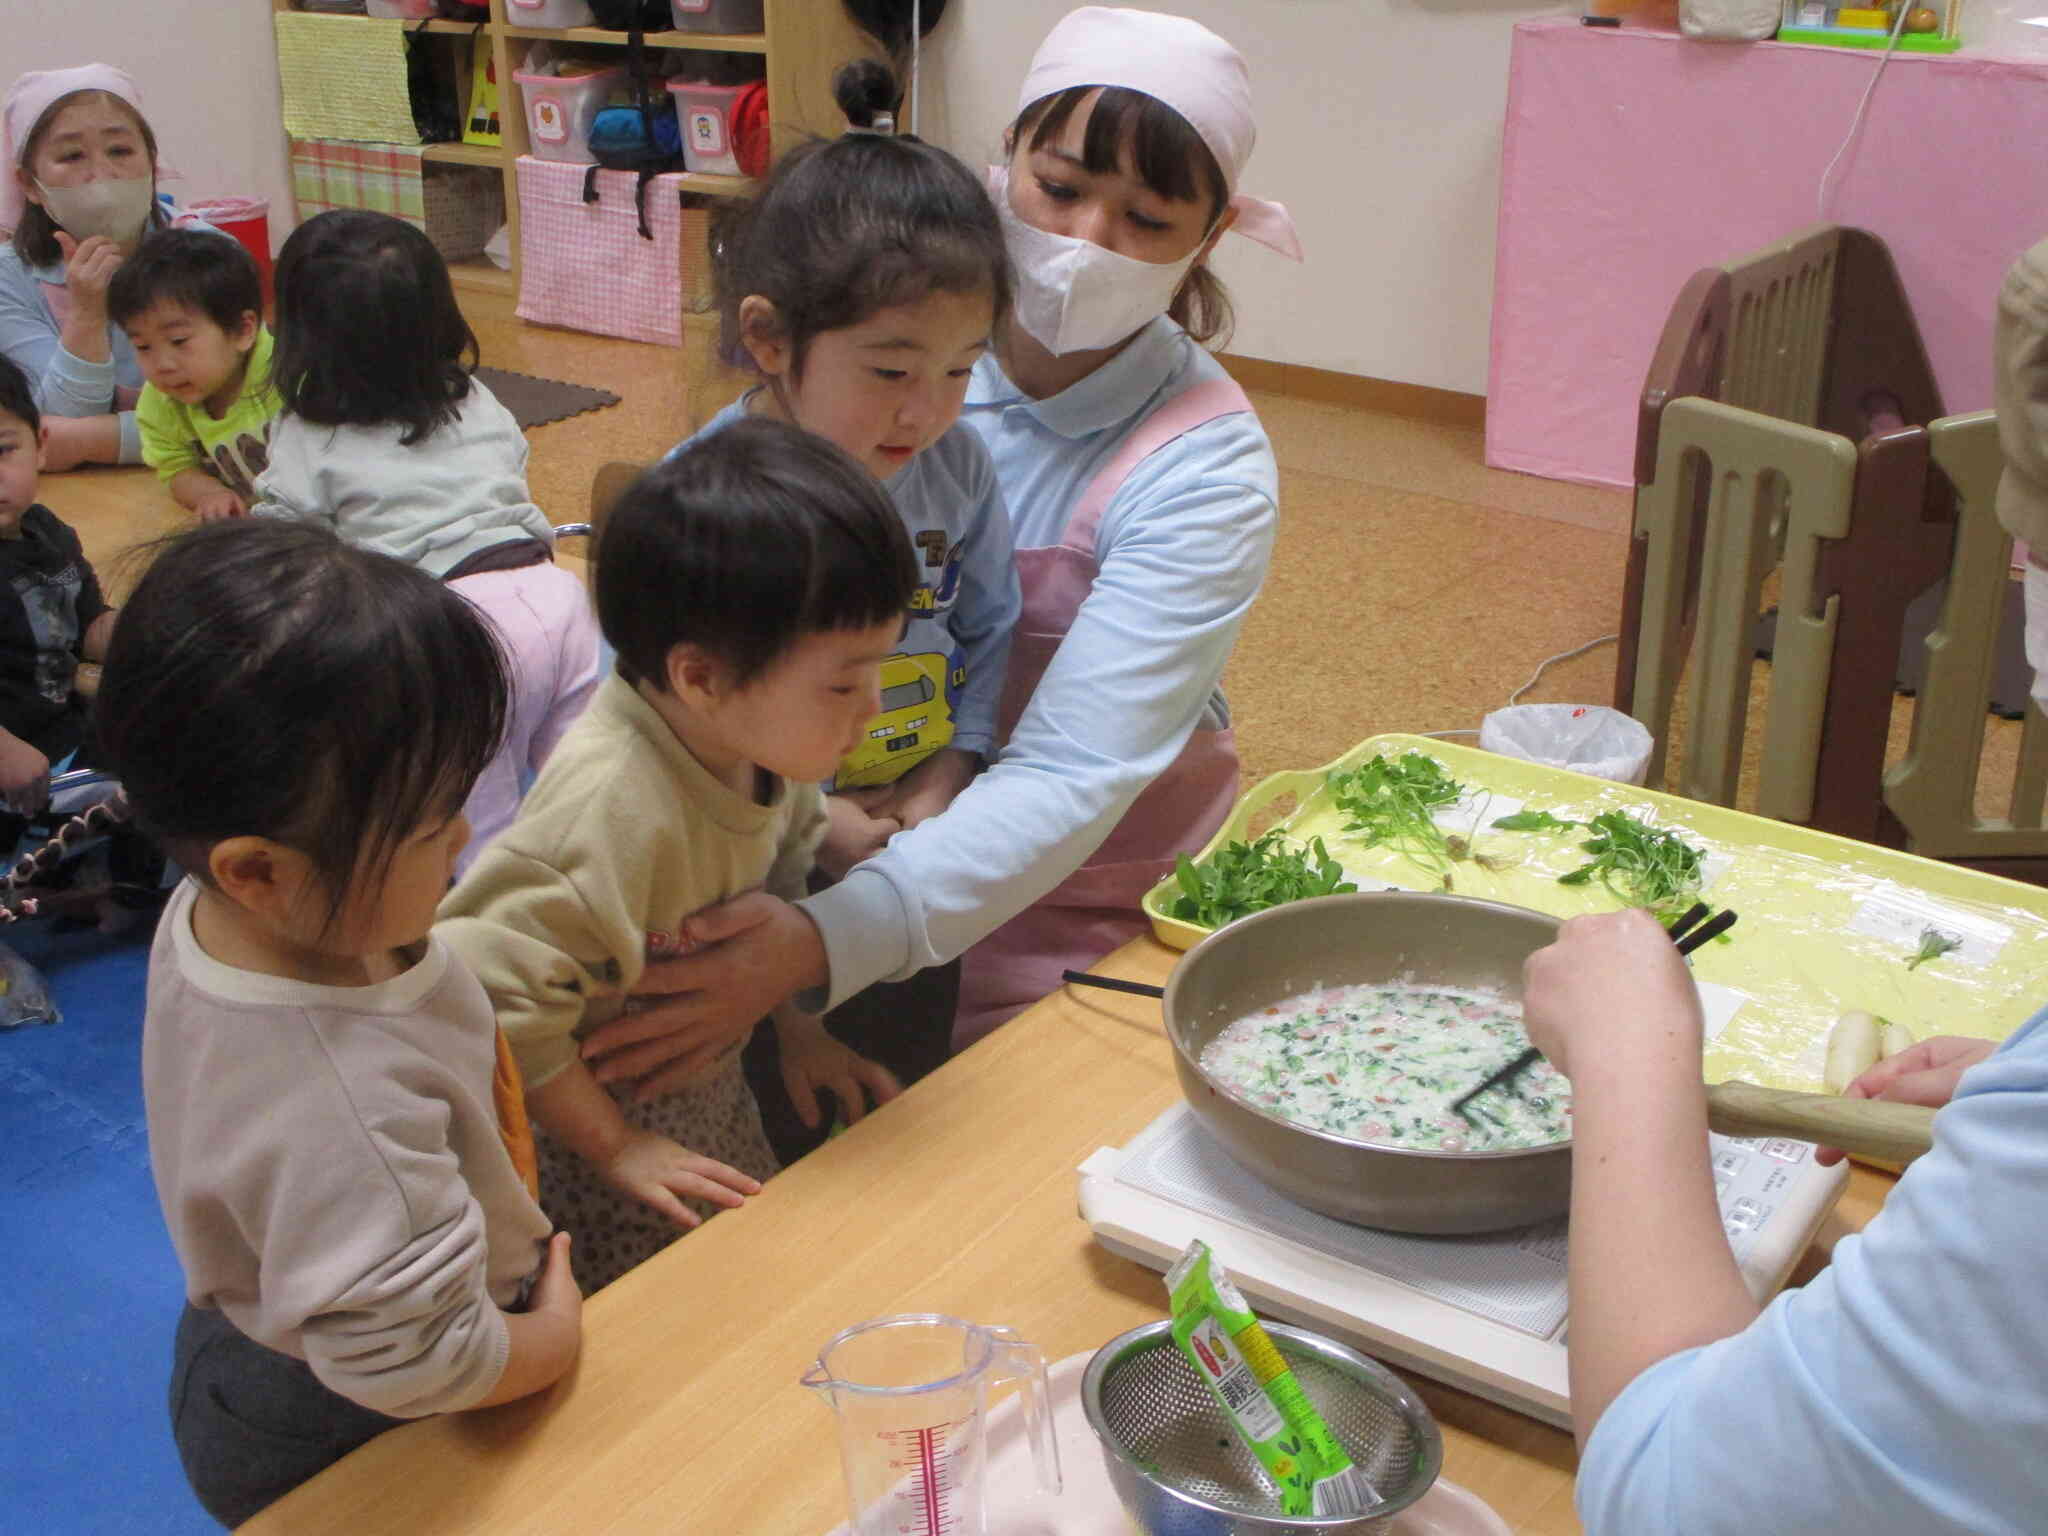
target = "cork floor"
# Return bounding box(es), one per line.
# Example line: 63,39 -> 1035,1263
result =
40,287 -> 2024,819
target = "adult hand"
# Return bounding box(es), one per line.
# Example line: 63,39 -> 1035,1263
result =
581,891 -> 829,1100
816,793 -> 898,880
1813,1035 -> 1994,1165
53,231 -> 122,328
867,748 -> 979,832
0,732 -> 51,817
1522,908 -> 1703,1083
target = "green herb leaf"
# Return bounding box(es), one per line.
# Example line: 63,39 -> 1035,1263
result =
1491,809 -> 1581,832
1169,832 -> 1359,929
1325,752 -> 1469,879
1555,810 -> 1705,921
1906,926 -> 1962,971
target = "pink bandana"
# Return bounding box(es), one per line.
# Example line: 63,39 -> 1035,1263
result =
1017,7 -> 1303,262
2,64 -> 150,237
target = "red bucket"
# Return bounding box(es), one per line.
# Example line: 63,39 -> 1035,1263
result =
182,197 -> 274,309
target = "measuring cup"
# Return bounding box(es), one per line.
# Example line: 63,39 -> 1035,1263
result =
802,1313 -> 1062,1535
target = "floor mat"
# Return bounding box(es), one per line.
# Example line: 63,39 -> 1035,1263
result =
474,365 -> 621,431
0,917 -> 214,1534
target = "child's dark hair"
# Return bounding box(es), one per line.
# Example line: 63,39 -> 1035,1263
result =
97,522 -> 507,926
269,210 -> 477,448
599,417 -> 916,691
711,62 -> 1010,376
9,89 -> 167,269
1008,85 -> 1234,346
106,227 -> 262,334
0,355 -> 40,435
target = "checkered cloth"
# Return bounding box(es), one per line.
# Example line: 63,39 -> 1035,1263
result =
513,157 -> 709,348
290,141 -> 503,261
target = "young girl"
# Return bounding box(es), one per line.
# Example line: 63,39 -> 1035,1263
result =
97,521 -> 582,1529
437,419 -> 912,1294
251,209 -> 600,870
667,62 -> 1020,1157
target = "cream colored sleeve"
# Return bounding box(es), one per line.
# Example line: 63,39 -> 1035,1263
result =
766,782 -> 828,904
1994,239 -> 2048,546
435,847 -> 645,1088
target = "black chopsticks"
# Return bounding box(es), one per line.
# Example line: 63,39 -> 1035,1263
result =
1061,968 -> 1164,999
1450,903 -> 1739,1121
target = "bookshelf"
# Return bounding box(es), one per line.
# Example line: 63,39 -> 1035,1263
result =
271,0 -> 880,299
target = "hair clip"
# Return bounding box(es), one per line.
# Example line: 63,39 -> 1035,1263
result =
846,113 -> 896,136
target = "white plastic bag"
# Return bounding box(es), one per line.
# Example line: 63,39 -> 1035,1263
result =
1480,704 -> 1654,785
1679,0 -> 1779,39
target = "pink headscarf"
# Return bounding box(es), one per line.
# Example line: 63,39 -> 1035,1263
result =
1017,7 -> 1303,261
1,64 -> 152,236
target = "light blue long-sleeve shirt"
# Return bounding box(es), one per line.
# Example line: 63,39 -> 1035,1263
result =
798,318 -> 1277,1006
0,220 -> 220,465
680,401 -> 1020,766
1578,1004 -> 2048,1535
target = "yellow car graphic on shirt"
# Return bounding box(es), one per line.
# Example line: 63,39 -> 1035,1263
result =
836,651 -> 957,788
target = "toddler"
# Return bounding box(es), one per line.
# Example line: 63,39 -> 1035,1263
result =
106,226 -> 281,522
438,419 -> 911,1294
252,209 -> 600,867
98,521 -> 582,1528
671,65 -> 1019,1149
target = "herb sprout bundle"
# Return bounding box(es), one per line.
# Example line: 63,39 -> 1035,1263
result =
1172,833 -> 1357,929
1325,752 -> 1468,882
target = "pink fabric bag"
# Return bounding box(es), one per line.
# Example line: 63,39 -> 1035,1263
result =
513,155 -> 701,347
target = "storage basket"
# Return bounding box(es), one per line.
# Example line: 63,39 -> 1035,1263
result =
505,0 -> 597,27
514,65 -> 626,165
666,77 -> 745,175
669,0 -> 765,32
515,156 -> 711,345
365,0 -> 437,17
289,140 -> 505,264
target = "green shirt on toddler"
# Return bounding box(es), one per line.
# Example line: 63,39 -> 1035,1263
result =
134,326 -> 282,503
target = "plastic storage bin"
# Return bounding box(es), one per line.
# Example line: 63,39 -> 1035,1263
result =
669,0 -> 765,33
365,0 -> 437,17
666,78 -> 746,176
515,65 -> 625,165
504,0 -> 597,27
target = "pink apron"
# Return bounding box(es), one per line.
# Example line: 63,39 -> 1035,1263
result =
954,375 -> 1253,1047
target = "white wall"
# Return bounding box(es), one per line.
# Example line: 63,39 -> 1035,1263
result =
920,0 -> 1574,395
10,0 -> 293,251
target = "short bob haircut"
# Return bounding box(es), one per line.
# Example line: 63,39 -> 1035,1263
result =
10,88 -> 168,269
0,354 -> 41,435
269,209 -> 477,448
599,417 -> 916,692
97,521 -> 507,927
1007,84 -> 1234,347
106,226 -> 263,335
711,63 -> 1010,379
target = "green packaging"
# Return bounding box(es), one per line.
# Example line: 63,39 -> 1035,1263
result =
1166,1240 -> 1374,1516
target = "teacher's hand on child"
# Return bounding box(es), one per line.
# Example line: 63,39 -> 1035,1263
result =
600,1129 -> 762,1230
584,891 -> 830,1101
818,793 -> 900,880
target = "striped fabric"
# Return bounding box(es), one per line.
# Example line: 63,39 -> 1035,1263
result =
290,139 -> 428,225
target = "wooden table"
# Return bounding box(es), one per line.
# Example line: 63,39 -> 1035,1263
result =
244,936 -> 1893,1534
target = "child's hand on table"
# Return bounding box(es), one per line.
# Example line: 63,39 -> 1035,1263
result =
1523,908 -> 1704,1084
775,1010 -> 901,1131
600,1129 -> 762,1229
187,484 -> 247,523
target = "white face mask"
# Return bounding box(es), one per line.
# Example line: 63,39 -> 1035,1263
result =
992,168 -> 1205,356
34,174 -> 155,247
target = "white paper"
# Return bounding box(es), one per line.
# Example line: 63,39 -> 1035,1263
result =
1848,888 -> 2010,969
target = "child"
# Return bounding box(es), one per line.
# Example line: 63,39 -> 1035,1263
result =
671,62 -> 1020,1151
436,419 -> 911,1294
251,209 -> 600,869
96,521 -> 582,1529
1994,233 -> 2048,710
106,227 -> 280,522
1521,909 -> 2047,1533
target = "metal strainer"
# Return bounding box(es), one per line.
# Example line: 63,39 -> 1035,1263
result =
1080,1320 -> 1442,1535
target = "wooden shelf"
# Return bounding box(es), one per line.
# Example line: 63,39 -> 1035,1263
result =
501,25 -> 764,51
421,140 -> 504,167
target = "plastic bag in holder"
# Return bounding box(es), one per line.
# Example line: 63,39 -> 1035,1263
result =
1480,704 -> 1654,785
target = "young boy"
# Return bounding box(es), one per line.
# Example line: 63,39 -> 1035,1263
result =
436,420 -> 910,1295
0,354 -> 115,822
105,227 -> 279,523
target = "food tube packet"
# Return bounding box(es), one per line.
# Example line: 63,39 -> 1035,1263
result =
1166,1239 -> 1376,1516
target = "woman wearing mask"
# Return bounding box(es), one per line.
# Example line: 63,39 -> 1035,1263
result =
587,7 -> 1304,1101
1,66 -> 193,470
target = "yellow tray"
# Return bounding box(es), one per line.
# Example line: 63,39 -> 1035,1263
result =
1142,733 -> 2048,1093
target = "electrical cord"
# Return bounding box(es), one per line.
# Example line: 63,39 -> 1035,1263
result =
1815,1 -> 1912,221
1415,632 -> 1622,739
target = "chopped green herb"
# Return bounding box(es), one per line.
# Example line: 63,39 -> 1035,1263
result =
1906,926 -> 1962,971
1325,752 -> 1471,881
1557,810 -> 1705,922
1491,809 -> 1581,833
1171,832 -> 1357,929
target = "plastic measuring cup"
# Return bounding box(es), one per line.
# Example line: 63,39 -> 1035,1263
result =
803,1313 -> 1062,1535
